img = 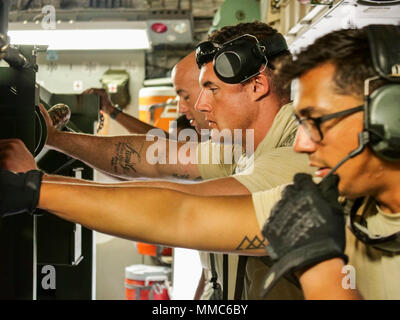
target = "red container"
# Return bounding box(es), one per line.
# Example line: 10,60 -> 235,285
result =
125,264 -> 171,300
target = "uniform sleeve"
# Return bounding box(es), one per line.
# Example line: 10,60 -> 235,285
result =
251,176 -> 323,229
196,140 -> 236,180
251,185 -> 287,229
234,147 -> 314,193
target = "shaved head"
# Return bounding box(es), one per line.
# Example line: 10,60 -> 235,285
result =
172,51 -> 198,79
172,51 -> 209,133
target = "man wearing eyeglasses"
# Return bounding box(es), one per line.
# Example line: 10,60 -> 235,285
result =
0,22 -> 313,300
254,26 -> 400,299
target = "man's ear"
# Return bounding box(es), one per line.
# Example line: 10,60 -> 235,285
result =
249,73 -> 270,101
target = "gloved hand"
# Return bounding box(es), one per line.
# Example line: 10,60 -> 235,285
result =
260,173 -> 348,296
0,169 -> 43,217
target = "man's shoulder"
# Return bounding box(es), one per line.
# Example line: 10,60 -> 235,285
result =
253,146 -> 311,170
257,101 -> 298,152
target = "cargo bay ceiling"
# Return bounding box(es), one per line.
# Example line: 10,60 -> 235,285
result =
8,0 -> 226,43
8,0 -> 227,79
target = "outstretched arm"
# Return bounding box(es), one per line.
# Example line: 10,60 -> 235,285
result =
43,174 -> 250,196
39,104 -> 200,180
47,131 -> 200,180
83,88 -> 167,136
38,178 -> 265,255
1,138 -> 250,197
106,106 -> 163,135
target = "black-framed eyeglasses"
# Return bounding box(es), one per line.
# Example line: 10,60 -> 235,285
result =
294,105 -> 364,142
348,198 -> 400,253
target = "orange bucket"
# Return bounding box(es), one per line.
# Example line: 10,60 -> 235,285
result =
125,264 -> 171,300
138,87 -> 177,132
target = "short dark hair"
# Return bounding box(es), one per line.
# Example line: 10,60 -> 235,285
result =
209,21 -> 278,45
209,22 -> 292,103
278,27 -> 386,98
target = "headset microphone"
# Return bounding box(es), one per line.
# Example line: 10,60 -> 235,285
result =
319,131 -> 369,184
321,25 -> 400,183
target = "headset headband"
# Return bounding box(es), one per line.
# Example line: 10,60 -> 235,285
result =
366,25 -> 400,82
195,32 -> 288,84
259,32 -> 289,59
196,32 -> 288,68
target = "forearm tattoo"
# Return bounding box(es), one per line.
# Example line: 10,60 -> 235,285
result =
111,142 -> 144,175
236,235 -> 267,250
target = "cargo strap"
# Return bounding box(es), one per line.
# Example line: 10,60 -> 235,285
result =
223,254 -> 228,300
234,256 -> 248,300
209,253 -> 223,300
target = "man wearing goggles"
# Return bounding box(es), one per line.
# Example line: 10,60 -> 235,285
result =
0,22 -> 313,300
191,25 -> 313,300
1,26 -> 399,300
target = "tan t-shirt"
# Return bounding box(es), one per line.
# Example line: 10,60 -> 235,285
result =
196,103 -> 311,193
345,198 -> 400,299
252,189 -> 400,300
196,103 -> 314,299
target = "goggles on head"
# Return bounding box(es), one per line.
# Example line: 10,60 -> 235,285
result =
195,32 -> 288,84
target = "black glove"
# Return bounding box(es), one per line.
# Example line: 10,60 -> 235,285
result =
0,169 -> 43,217
260,173 -> 348,296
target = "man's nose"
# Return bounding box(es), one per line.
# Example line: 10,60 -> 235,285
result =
194,89 -> 211,113
294,125 -> 318,154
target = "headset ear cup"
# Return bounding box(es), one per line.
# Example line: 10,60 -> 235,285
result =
368,84 -> 400,161
214,44 -> 262,84
213,50 -> 242,84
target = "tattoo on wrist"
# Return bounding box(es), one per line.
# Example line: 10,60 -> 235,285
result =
236,235 -> 267,250
111,142 -> 143,175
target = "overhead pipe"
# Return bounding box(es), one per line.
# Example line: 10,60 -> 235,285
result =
0,0 -> 10,36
